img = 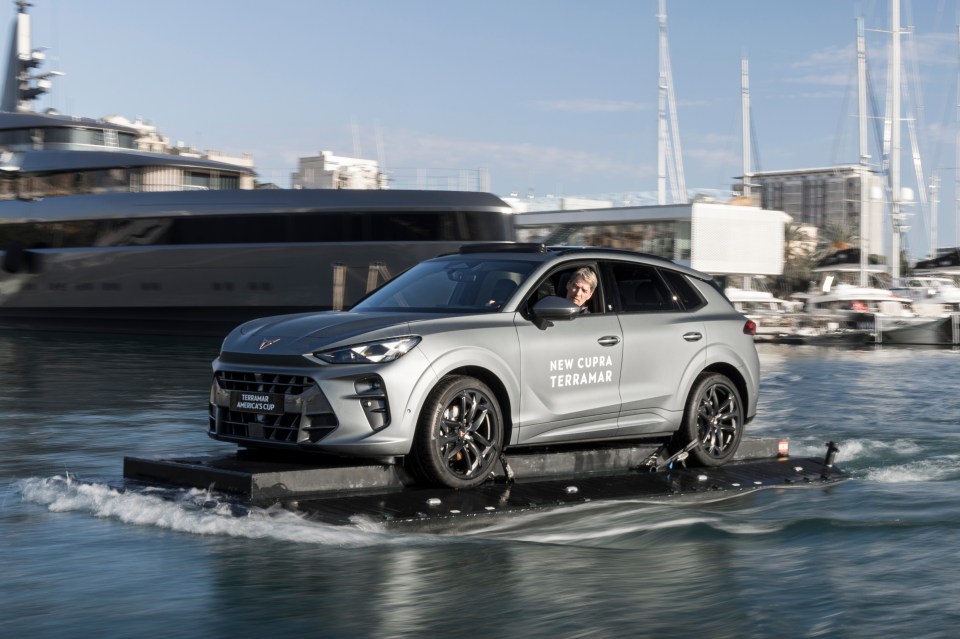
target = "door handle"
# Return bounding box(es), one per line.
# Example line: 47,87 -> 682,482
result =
597,335 -> 621,346
683,332 -> 703,342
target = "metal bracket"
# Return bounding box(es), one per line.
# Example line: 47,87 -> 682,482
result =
639,439 -> 700,473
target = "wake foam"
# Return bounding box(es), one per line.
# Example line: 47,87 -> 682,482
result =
16,475 -> 418,547
787,437 -> 959,483
787,437 -> 922,461
862,455 -> 960,483
14,474 -> 803,545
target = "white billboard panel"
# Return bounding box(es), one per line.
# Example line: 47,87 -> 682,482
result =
691,203 -> 788,275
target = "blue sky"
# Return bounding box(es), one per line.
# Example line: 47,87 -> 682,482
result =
12,0 -> 960,257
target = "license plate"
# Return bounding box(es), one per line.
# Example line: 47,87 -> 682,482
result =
230,391 -> 284,414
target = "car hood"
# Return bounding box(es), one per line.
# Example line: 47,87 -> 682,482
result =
223,311 -> 441,355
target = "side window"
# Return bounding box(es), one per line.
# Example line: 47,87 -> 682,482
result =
524,276 -> 557,310
524,263 -> 604,314
609,262 -> 677,313
660,269 -> 706,311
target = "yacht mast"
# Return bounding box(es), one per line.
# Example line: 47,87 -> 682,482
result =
1,0 -> 58,112
657,11 -> 667,206
741,57 -> 751,200
930,174 -> 938,259
890,0 -> 903,281
656,0 -> 687,205
956,24 -> 960,248
858,17 -> 869,287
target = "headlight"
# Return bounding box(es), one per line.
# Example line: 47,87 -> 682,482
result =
313,336 -> 421,364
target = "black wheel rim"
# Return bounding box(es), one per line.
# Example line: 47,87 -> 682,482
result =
695,382 -> 741,459
436,388 -> 500,480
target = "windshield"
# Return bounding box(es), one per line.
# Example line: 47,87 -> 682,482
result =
353,258 -> 539,313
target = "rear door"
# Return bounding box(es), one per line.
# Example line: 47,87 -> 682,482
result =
608,261 -> 706,437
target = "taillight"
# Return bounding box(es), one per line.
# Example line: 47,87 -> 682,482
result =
743,319 -> 757,335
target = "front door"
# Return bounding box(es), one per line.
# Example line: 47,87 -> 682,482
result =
513,265 -> 623,444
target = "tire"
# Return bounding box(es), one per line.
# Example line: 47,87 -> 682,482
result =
678,373 -> 744,467
410,375 -> 504,489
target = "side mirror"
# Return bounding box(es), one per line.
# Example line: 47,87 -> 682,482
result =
531,296 -> 580,329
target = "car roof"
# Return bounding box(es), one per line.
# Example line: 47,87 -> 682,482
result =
449,242 -> 713,282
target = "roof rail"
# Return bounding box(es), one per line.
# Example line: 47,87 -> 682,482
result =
458,242 -> 550,254
552,246 -> 674,263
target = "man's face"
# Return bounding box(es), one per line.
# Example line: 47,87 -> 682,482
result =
566,277 -> 594,307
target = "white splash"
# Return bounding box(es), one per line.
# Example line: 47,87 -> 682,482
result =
863,455 -> 960,483
787,437 -> 922,461
16,475 -> 423,547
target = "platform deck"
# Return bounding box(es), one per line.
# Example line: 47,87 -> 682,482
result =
121,437 -> 847,526
123,436 -> 789,503
293,456 -> 846,527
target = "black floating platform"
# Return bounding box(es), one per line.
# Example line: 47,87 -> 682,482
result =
122,436 -> 846,525
294,457 -> 846,527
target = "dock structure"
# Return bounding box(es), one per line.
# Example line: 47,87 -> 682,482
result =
123,437 -> 846,526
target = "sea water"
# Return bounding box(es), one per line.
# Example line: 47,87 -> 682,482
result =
2,333 -> 959,638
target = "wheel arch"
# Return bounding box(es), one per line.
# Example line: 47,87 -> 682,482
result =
700,362 -> 751,423
444,365 -> 514,447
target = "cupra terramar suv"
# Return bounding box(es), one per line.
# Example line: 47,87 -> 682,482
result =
209,244 -> 760,489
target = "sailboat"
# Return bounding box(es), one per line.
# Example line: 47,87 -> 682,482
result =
871,0 -> 960,344
792,6 -> 960,345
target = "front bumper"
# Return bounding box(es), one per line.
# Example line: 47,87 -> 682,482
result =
208,350 -> 434,457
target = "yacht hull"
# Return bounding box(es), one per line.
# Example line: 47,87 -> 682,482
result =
875,315 -> 960,346
0,242 -> 471,334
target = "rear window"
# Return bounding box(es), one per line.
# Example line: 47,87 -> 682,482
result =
608,262 -> 678,312
660,269 -> 706,311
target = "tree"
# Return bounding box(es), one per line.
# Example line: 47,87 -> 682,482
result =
821,222 -> 859,253
774,224 -> 820,297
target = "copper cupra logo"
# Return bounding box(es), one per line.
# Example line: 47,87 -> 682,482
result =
259,338 -> 281,350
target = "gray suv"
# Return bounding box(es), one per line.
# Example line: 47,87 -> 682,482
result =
209,244 -> 760,488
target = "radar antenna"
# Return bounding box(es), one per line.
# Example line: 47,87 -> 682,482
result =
1,0 -> 62,112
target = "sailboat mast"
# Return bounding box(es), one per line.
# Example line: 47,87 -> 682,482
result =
741,57 -> 751,200
930,175 -> 938,259
655,0 -> 687,205
657,0 -> 668,205
663,11 -> 687,203
858,17 -> 869,287
890,0 -> 902,281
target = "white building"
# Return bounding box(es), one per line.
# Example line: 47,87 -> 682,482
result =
101,115 -> 256,190
514,201 -> 790,277
291,150 -> 387,190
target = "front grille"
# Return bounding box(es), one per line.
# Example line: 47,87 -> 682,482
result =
216,407 -> 302,443
211,370 -> 337,445
211,407 -> 337,444
215,370 -> 314,395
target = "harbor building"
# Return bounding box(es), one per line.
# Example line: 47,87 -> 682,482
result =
291,151 -> 387,190
514,201 -> 790,277
747,165 -> 886,258
290,150 -> 490,192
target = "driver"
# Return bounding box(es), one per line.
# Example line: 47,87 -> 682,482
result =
565,267 -> 597,313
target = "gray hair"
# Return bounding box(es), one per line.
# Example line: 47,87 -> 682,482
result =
569,266 -> 597,291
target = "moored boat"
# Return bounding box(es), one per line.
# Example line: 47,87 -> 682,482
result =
873,313 -> 960,346
890,274 -> 960,317
724,276 -> 802,340
803,248 -> 917,331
